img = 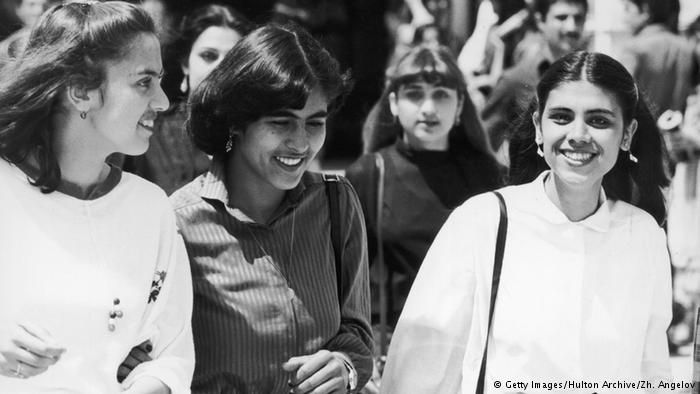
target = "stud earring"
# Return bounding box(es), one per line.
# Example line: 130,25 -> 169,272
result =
536,142 -> 544,157
180,75 -> 189,94
629,151 -> 638,163
80,111 -> 87,120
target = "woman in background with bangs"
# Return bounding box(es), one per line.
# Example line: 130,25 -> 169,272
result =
345,45 -> 503,343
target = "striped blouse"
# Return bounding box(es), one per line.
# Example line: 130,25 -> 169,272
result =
170,158 -> 373,393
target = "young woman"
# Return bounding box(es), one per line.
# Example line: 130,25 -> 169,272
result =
381,51 -> 671,393
120,4 -> 252,195
0,2 -> 194,393
346,45 -> 503,330
170,24 -> 373,393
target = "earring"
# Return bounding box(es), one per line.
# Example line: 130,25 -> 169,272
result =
225,129 -> 234,153
629,151 -> 638,163
537,145 -> 544,157
80,111 -> 87,120
180,75 -> 189,94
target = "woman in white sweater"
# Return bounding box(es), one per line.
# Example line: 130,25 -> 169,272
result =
381,51 -> 672,393
0,2 -> 194,393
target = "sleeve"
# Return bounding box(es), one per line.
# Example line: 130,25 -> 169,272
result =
642,224 -> 672,390
380,196 -> 489,394
323,179 -> 374,389
122,210 -> 195,394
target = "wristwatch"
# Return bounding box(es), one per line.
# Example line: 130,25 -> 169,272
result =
341,357 -> 358,391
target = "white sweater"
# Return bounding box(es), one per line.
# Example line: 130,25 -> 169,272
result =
381,171 -> 672,394
0,159 -> 194,393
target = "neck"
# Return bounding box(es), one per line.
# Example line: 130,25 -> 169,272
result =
51,114 -> 111,195
402,133 -> 449,151
226,154 -> 286,223
544,173 -> 602,222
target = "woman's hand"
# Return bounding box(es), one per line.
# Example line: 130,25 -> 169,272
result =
122,376 -> 170,394
283,350 -> 349,394
0,322 -> 65,379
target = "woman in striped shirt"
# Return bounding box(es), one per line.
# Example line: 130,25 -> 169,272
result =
170,24 -> 373,393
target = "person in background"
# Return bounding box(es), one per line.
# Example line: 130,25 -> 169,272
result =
481,0 -> 589,165
381,51 -> 671,393
617,0 -> 699,116
120,4 -> 253,195
171,23 -> 373,393
0,2 -> 194,392
347,44 -> 502,336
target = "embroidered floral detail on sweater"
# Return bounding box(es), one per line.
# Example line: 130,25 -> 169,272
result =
148,270 -> 167,303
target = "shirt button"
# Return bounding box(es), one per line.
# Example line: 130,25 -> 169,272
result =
287,288 -> 296,300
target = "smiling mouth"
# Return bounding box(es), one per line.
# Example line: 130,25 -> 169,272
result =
561,150 -> 596,164
138,119 -> 155,131
274,156 -> 304,167
418,120 -> 440,127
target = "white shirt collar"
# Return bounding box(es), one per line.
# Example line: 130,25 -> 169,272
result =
525,171 -> 611,232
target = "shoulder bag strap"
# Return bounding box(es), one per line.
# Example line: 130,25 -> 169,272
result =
323,173 -> 343,307
475,191 -> 508,394
373,152 -> 389,357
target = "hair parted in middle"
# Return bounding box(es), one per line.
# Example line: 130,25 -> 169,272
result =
187,23 -> 352,157
362,44 -> 497,162
508,51 -> 670,225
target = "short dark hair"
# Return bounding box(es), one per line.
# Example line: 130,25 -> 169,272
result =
643,0 -> 680,32
0,1 -> 156,192
509,51 -> 670,225
533,0 -> 589,19
187,23 -> 351,156
172,3 -> 253,68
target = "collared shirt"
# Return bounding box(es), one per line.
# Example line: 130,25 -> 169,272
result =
382,171 -> 672,394
170,158 -> 372,394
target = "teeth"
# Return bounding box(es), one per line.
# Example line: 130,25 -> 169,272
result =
276,156 -> 302,166
139,120 -> 154,128
562,151 -> 594,162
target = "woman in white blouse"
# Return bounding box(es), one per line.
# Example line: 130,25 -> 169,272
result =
0,2 -> 193,393
381,51 -> 671,393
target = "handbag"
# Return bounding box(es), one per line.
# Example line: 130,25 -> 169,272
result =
475,191 -> 508,394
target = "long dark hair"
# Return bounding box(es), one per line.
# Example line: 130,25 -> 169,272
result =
0,1 -> 156,193
363,45 -> 498,162
509,51 -> 670,225
188,23 -> 351,156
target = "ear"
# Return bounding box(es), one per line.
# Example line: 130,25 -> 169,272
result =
620,118 -> 638,151
534,11 -> 545,30
65,75 -> 101,114
532,112 -> 543,144
181,62 -> 189,77
388,91 -> 399,117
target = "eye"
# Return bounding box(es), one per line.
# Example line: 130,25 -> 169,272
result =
588,116 -> 611,128
403,89 -> 424,101
548,112 -> 572,124
137,77 -> 153,89
306,119 -> 326,130
198,50 -> 219,63
432,88 -> 453,100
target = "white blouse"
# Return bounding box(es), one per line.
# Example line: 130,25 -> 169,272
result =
0,160 -> 194,393
381,171 -> 672,393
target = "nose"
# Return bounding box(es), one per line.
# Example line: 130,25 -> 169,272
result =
567,120 -> 591,145
285,121 -> 310,152
151,84 -> 170,113
562,16 -> 579,33
420,98 -> 436,115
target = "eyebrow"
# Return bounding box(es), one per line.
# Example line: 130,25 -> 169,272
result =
547,107 -> 616,116
267,110 -> 329,118
133,69 -> 165,78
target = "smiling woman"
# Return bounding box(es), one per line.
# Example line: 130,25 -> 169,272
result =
0,2 -> 194,393
381,51 -> 672,394
169,23 -> 373,393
